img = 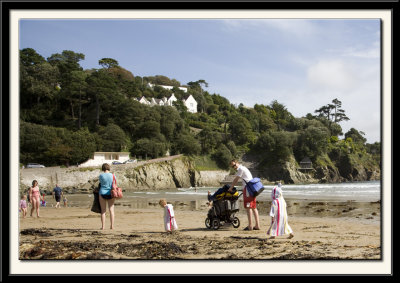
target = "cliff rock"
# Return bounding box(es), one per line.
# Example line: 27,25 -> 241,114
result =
19,156 -> 228,195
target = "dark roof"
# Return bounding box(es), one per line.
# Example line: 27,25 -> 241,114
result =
300,157 -> 312,163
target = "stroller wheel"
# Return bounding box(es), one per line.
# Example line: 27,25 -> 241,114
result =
211,219 -> 220,230
205,217 -> 211,229
232,217 -> 240,228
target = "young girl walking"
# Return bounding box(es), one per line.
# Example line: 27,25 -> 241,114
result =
267,183 -> 294,239
159,199 -> 178,232
20,195 -> 28,218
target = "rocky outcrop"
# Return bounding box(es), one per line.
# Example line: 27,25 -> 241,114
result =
242,153 -> 380,185
19,155 -> 229,195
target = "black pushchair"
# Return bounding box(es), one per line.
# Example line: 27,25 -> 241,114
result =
205,185 -> 242,230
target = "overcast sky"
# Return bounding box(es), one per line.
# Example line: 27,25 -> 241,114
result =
19,18 -> 381,143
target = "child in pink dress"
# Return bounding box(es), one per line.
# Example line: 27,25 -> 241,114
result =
159,199 -> 178,232
20,195 -> 27,218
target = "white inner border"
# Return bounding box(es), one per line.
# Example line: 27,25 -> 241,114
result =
9,10 -> 392,275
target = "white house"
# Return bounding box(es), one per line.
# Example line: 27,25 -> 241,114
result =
147,83 -> 188,93
79,152 -> 130,167
183,95 -> 197,113
150,97 -> 165,106
137,93 -> 196,113
167,93 -> 177,106
138,96 -> 151,105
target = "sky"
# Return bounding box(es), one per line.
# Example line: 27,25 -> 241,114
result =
19,17 -> 381,143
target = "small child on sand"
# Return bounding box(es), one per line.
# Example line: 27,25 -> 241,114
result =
20,195 -> 27,218
159,199 -> 178,232
266,183 -> 294,240
63,196 -> 68,207
40,193 -> 47,207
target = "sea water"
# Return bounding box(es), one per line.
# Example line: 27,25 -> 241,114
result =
129,180 -> 381,202
63,180 -> 381,209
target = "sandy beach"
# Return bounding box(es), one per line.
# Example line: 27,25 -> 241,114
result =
18,195 -> 381,260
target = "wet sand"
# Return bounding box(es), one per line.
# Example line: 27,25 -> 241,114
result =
18,196 -> 381,260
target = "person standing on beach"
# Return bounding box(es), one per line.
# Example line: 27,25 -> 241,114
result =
228,159 -> 260,231
98,163 -> 115,230
266,183 -> 294,240
159,199 -> 178,232
29,180 -> 41,218
52,184 -> 63,208
20,195 -> 28,218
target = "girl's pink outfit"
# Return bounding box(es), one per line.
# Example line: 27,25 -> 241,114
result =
20,200 -> 27,209
163,204 -> 178,231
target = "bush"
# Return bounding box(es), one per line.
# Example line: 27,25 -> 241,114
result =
211,144 -> 233,169
130,138 -> 167,159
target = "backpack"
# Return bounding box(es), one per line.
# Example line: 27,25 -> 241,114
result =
244,177 -> 264,197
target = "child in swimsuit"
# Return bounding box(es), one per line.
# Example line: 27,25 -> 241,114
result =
20,195 -> 27,218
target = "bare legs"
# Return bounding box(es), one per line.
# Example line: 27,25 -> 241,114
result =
30,197 -> 40,217
99,195 -> 115,230
246,208 -> 260,230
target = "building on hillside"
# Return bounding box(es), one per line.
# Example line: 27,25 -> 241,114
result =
183,94 -> 197,113
137,93 -> 197,113
166,93 -> 177,106
138,96 -> 151,105
79,152 -> 130,167
299,157 -> 313,170
147,83 -> 188,93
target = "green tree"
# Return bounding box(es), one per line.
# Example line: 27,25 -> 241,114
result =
331,98 -> 350,123
315,98 -> 349,135
47,50 -> 85,121
20,48 -> 46,67
97,123 -> 128,152
198,127 -> 222,154
67,127 -> 98,164
86,69 -> 117,125
229,114 -> 255,146
269,100 -> 294,131
70,70 -> 88,129
171,132 -> 201,155
131,138 -> 167,159
99,58 -> 119,69
345,128 -> 367,145
294,126 -> 330,161
211,144 -> 233,169
255,131 -> 296,163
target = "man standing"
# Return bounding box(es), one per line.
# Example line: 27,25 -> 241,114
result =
228,159 -> 260,231
52,184 -> 63,208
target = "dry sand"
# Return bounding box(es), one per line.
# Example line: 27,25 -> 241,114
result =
18,197 -> 381,260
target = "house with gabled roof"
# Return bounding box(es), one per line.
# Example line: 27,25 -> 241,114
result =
138,96 -> 151,105
137,93 -> 197,113
183,94 -> 197,113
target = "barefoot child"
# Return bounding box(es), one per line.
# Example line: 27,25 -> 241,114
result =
20,195 -> 27,218
267,183 -> 294,239
159,199 -> 178,232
